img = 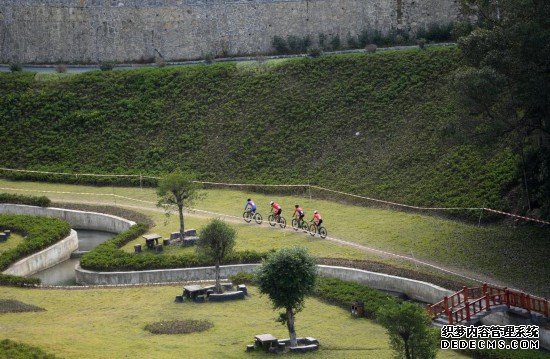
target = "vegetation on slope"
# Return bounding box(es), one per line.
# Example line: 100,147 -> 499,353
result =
0,47 -> 522,212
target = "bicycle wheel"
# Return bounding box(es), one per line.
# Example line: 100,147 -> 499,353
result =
301,221 -> 310,232
291,219 -> 299,231
268,214 -> 276,227
318,226 -> 328,239
243,211 -> 252,223
279,216 -> 287,228
254,213 -> 263,225
308,223 -> 317,236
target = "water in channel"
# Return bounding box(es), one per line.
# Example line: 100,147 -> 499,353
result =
30,229 -> 115,286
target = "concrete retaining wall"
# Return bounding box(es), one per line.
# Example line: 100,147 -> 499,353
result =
0,204 -> 136,232
75,263 -> 453,304
3,229 -> 78,276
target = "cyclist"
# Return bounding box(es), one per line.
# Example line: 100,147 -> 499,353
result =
293,204 -> 305,226
270,201 -> 282,220
312,210 -> 323,227
244,198 -> 257,214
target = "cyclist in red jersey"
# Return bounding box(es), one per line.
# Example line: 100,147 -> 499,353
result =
312,210 -> 323,227
270,201 -> 282,219
294,204 -> 305,225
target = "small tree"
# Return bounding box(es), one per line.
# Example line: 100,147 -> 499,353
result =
157,171 -> 202,242
376,302 -> 439,359
256,247 -> 317,347
196,219 -> 236,293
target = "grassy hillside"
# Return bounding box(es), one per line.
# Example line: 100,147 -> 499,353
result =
0,47 -> 519,210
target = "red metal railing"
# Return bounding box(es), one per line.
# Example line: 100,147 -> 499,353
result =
427,283 -> 549,324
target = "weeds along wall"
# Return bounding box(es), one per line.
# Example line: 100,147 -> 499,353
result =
0,0 -> 461,63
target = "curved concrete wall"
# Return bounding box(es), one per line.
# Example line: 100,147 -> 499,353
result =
75,263 -> 453,304
3,229 -> 78,276
0,204 -> 136,232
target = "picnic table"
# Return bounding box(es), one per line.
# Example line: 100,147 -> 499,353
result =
254,334 -> 278,351
143,233 -> 161,249
183,285 -> 209,300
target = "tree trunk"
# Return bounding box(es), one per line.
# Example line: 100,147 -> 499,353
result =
286,307 -> 297,346
178,203 -> 185,244
215,260 -> 221,294
404,339 -> 411,359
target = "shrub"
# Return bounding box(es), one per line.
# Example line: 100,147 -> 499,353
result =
286,35 -> 301,53
0,339 -> 57,359
9,63 -> 22,72
272,36 -> 289,54
55,64 -> 67,73
417,23 -> 453,42
329,34 -> 341,50
0,193 -> 51,207
144,320 -> 213,334
318,33 -> 327,49
313,277 -> 398,318
204,53 -> 215,64
451,21 -> 475,40
0,273 -> 40,287
365,44 -> 378,53
156,58 -> 166,67
99,61 -> 115,71
417,38 -> 427,50
347,33 -> 359,49
228,272 -> 255,285
307,46 -> 323,58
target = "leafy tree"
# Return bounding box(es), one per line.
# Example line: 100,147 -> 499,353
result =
196,219 -> 236,293
256,247 -> 317,347
376,302 -> 439,359
157,171 -> 202,241
454,0 -> 550,216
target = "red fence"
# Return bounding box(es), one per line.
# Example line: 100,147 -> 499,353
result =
428,284 -> 549,324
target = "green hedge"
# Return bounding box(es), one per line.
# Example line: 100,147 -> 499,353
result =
0,214 -> 71,271
0,193 -> 51,207
0,339 -> 57,359
461,348 -> 549,359
313,277 -> 399,318
80,223 -> 270,271
0,273 -> 41,287
0,47 -> 523,212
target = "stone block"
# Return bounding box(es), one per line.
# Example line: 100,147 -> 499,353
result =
170,232 -> 181,240
184,229 -> 197,237
134,244 -> 142,253
155,244 -> 163,253
237,284 -> 247,295
3,230 -> 11,238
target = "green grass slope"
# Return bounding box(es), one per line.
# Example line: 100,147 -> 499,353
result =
0,47 -> 518,210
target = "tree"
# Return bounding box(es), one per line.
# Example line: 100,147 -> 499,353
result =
453,0 -> 550,216
256,247 -> 317,347
196,219 -> 236,294
157,171 -> 202,242
376,302 -> 439,359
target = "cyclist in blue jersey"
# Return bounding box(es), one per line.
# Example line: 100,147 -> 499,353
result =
245,198 -> 257,214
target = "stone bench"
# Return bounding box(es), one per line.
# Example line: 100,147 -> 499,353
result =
182,236 -> 199,246
289,344 -> 319,352
208,291 -> 245,302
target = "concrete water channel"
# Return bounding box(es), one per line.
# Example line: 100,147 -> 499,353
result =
31,229 -> 115,285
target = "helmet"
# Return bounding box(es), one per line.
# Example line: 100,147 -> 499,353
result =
314,210 -> 318,214
269,201 -> 274,205
295,204 -> 299,208
247,198 -> 251,202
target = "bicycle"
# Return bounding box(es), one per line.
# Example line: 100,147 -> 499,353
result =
291,218 -> 309,231
243,210 -> 263,225
307,221 -> 328,239
268,212 -> 287,228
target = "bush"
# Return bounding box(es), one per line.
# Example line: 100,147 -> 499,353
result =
329,35 -> 341,50
204,53 -> 215,64
0,339 -> 57,359
313,277 -> 398,318
272,36 -> 289,54
9,63 -> 22,72
0,273 -> 40,287
99,61 -> 115,71
156,58 -> 166,67
0,214 -> 71,271
228,272 -> 256,285
417,38 -> 427,50
307,46 -> 323,58
417,23 -> 453,42
0,193 -> 51,207
365,44 -> 378,53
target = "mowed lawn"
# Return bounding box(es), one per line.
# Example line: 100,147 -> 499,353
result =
0,179 -> 548,297
0,285 -> 468,359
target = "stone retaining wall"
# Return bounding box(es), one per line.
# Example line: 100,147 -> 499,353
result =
0,0 -> 462,63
